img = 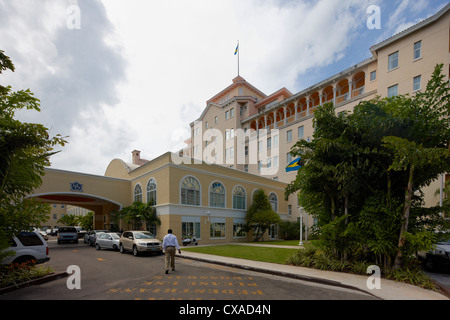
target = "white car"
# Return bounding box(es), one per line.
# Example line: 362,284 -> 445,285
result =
95,232 -> 120,251
2,231 -> 50,265
423,238 -> 450,272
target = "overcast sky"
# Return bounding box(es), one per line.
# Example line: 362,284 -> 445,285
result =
1,0 -> 448,176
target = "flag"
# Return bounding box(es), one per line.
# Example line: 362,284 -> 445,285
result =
286,157 -> 302,172
234,42 -> 239,55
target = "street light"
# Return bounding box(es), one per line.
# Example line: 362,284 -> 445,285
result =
299,206 -> 303,246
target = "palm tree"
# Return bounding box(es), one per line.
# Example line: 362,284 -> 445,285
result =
119,201 -> 161,231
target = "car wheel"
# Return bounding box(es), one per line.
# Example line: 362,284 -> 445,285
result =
13,255 -> 36,265
119,243 -> 125,253
95,243 -> 101,250
112,244 -> 118,251
132,245 -> 139,256
425,256 -> 435,271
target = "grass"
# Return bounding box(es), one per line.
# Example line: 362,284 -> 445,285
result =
243,240 -> 302,246
182,245 -> 298,264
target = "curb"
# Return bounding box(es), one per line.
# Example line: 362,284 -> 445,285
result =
431,279 -> 450,299
176,254 -> 380,299
0,272 -> 68,295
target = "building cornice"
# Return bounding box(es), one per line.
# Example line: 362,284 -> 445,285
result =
370,3 -> 450,54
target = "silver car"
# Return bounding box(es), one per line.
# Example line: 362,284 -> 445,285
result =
119,231 -> 162,256
95,232 -> 120,251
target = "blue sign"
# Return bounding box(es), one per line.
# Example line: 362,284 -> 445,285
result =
70,181 -> 83,192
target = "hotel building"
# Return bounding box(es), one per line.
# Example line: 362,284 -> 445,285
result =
187,4 -> 450,227
41,5 -> 450,243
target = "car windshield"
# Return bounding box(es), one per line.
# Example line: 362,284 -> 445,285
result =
110,233 -> 120,239
134,232 -> 155,239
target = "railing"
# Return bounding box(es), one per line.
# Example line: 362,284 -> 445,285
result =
352,86 -> 365,98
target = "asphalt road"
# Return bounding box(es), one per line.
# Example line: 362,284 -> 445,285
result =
1,238 -> 377,301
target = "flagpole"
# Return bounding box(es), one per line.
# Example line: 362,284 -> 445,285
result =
237,40 -> 240,76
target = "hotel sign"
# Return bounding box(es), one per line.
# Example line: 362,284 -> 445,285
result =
70,181 -> 83,192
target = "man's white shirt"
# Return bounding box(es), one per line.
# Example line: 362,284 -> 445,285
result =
163,233 -> 180,250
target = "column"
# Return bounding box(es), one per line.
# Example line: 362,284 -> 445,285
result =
348,80 -> 353,100
294,101 -> 298,120
333,87 -> 337,106
306,98 -> 310,116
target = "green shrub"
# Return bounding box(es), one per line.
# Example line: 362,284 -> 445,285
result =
0,261 -> 54,288
286,243 -> 440,291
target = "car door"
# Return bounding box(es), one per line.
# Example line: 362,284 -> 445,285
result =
97,233 -> 106,247
122,232 -> 133,251
103,234 -> 113,249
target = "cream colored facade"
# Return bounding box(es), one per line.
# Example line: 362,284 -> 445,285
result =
32,5 -> 450,243
188,4 -> 450,225
33,152 -> 289,244
104,152 -> 288,243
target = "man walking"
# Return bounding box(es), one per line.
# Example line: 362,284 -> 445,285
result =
162,229 -> 181,274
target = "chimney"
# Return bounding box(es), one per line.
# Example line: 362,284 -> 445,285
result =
132,150 -> 141,165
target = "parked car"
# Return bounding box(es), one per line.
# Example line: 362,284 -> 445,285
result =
119,231 -> 162,256
36,230 -> 48,240
50,226 -> 59,236
95,232 -> 120,251
422,238 -> 450,272
84,230 -> 109,246
57,226 -> 78,244
75,227 -> 87,239
2,231 -> 50,265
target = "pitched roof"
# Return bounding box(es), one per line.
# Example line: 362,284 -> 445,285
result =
206,76 -> 267,106
370,3 -> 450,53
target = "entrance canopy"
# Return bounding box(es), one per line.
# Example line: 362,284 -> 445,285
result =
30,168 -> 131,229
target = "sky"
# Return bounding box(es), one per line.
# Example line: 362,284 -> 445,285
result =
1,0 -> 448,176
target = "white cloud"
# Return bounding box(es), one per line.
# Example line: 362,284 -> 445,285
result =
101,0 -> 375,167
2,0 -> 440,175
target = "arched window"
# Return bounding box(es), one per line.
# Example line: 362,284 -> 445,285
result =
147,178 -> 157,205
269,192 -> 278,212
180,176 -> 200,206
233,186 -> 246,210
209,182 -> 225,208
134,184 -> 143,202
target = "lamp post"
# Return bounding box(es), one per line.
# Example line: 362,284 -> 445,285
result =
299,206 -> 303,246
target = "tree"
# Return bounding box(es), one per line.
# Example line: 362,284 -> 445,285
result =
246,189 -> 281,242
286,64 -> 450,268
0,50 -> 67,262
119,201 -> 161,231
58,214 -> 79,226
78,211 -> 94,231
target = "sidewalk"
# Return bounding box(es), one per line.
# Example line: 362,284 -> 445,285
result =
177,246 -> 449,300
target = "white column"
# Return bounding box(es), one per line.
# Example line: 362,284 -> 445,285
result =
306,99 -> 310,116
333,87 -> 337,106
348,80 -> 353,100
